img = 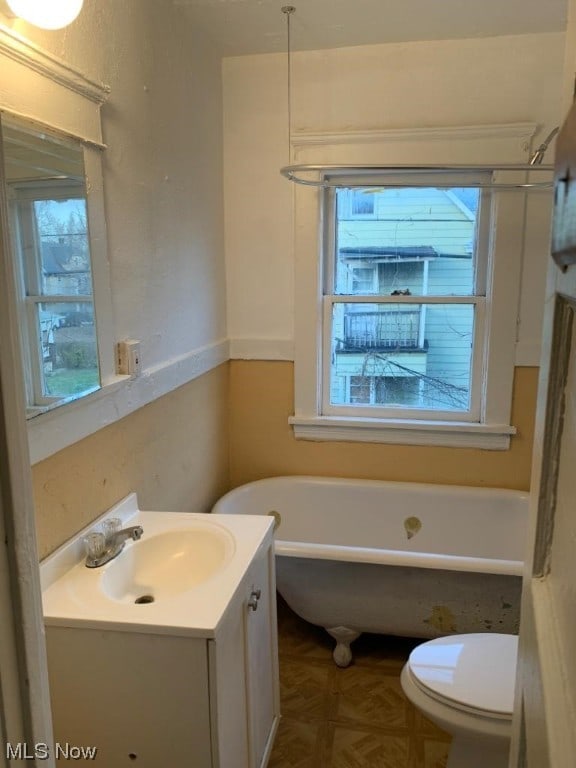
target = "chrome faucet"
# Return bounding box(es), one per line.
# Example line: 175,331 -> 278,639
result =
84,521 -> 144,568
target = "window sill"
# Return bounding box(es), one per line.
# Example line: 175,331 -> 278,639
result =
27,339 -> 230,465
26,376 -> 130,421
289,416 -> 516,450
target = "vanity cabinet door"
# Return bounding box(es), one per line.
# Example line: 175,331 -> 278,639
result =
46,627 -> 213,767
243,540 -> 280,768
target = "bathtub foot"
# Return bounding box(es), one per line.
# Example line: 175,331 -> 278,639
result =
326,626 -> 361,667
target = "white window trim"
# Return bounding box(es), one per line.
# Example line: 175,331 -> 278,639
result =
288,416 -> 516,449
291,129 -> 533,450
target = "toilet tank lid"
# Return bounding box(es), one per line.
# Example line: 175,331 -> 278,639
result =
408,633 -> 518,715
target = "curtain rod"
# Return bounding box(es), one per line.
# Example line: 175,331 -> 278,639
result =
280,163 -> 554,189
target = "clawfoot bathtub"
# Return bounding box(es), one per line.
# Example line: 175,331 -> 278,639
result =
213,476 -> 527,666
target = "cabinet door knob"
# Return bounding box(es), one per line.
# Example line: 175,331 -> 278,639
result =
247,589 -> 261,611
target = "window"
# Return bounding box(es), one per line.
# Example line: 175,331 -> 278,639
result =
327,181 -> 484,421
348,265 -> 378,294
339,188 -> 376,218
349,375 -> 421,405
2,117 -> 115,417
11,181 -> 99,407
350,189 -> 375,216
291,170 -> 523,449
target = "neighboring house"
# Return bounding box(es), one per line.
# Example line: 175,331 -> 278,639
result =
41,241 -> 91,296
331,187 -> 477,410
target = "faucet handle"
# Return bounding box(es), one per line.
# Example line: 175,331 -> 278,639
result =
84,531 -> 106,560
102,517 -> 122,546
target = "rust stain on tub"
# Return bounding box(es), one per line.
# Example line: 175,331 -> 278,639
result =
424,605 -> 457,633
404,516 -> 422,540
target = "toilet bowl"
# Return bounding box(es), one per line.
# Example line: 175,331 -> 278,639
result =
400,633 -> 518,768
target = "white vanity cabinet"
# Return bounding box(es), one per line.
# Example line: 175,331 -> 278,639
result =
44,515 -> 279,768
208,534 -> 279,767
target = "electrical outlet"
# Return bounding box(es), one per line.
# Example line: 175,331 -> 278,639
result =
129,341 -> 141,376
116,340 -> 141,376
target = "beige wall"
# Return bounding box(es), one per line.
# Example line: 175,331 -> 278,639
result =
33,365 -> 229,559
229,361 -> 537,491
33,357 -> 538,559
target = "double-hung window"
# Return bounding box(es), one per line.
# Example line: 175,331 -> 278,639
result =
326,175 -> 487,420
291,170 -> 523,449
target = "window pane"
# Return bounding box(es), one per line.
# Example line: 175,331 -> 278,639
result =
334,186 -> 479,296
38,302 -> 100,398
35,198 -> 92,296
330,302 -> 474,411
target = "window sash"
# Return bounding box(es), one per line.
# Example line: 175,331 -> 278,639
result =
324,182 -> 492,299
321,173 -> 491,423
322,296 -> 485,421
10,184 -> 101,410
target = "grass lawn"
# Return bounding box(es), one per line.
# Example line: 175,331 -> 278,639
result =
44,368 -> 99,396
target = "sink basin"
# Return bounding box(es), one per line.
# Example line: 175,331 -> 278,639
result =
41,495 -> 273,637
100,527 -> 235,603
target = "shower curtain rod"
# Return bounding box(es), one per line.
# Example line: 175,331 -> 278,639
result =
280,163 -> 554,189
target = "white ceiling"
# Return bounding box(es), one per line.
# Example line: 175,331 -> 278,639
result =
175,0 -> 568,57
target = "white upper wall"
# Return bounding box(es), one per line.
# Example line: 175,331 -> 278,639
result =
223,33 -> 565,364
7,0 -> 227,372
0,0 -> 228,460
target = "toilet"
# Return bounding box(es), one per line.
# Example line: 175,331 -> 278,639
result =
400,633 -> 518,768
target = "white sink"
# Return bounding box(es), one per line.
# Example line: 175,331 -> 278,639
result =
41,493 -> 273,638
100,527 -> 234,603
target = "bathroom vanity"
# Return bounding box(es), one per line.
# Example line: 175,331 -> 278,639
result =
41,494 -> 279,767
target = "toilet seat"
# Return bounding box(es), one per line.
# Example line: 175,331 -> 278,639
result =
407,633 -> 518,719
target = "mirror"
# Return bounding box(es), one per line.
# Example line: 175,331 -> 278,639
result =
1,116 -> 100,413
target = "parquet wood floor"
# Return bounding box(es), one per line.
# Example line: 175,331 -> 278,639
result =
269,599 -> 451,768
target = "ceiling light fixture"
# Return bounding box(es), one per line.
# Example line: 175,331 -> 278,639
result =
5,0 -> 84,30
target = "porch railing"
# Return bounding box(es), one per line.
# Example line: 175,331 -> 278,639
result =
342,309 -> 423,350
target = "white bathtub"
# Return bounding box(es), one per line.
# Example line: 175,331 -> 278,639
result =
212,476 -> 528,666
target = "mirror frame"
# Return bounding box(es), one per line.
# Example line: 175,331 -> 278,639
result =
2,114 -> 114,411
